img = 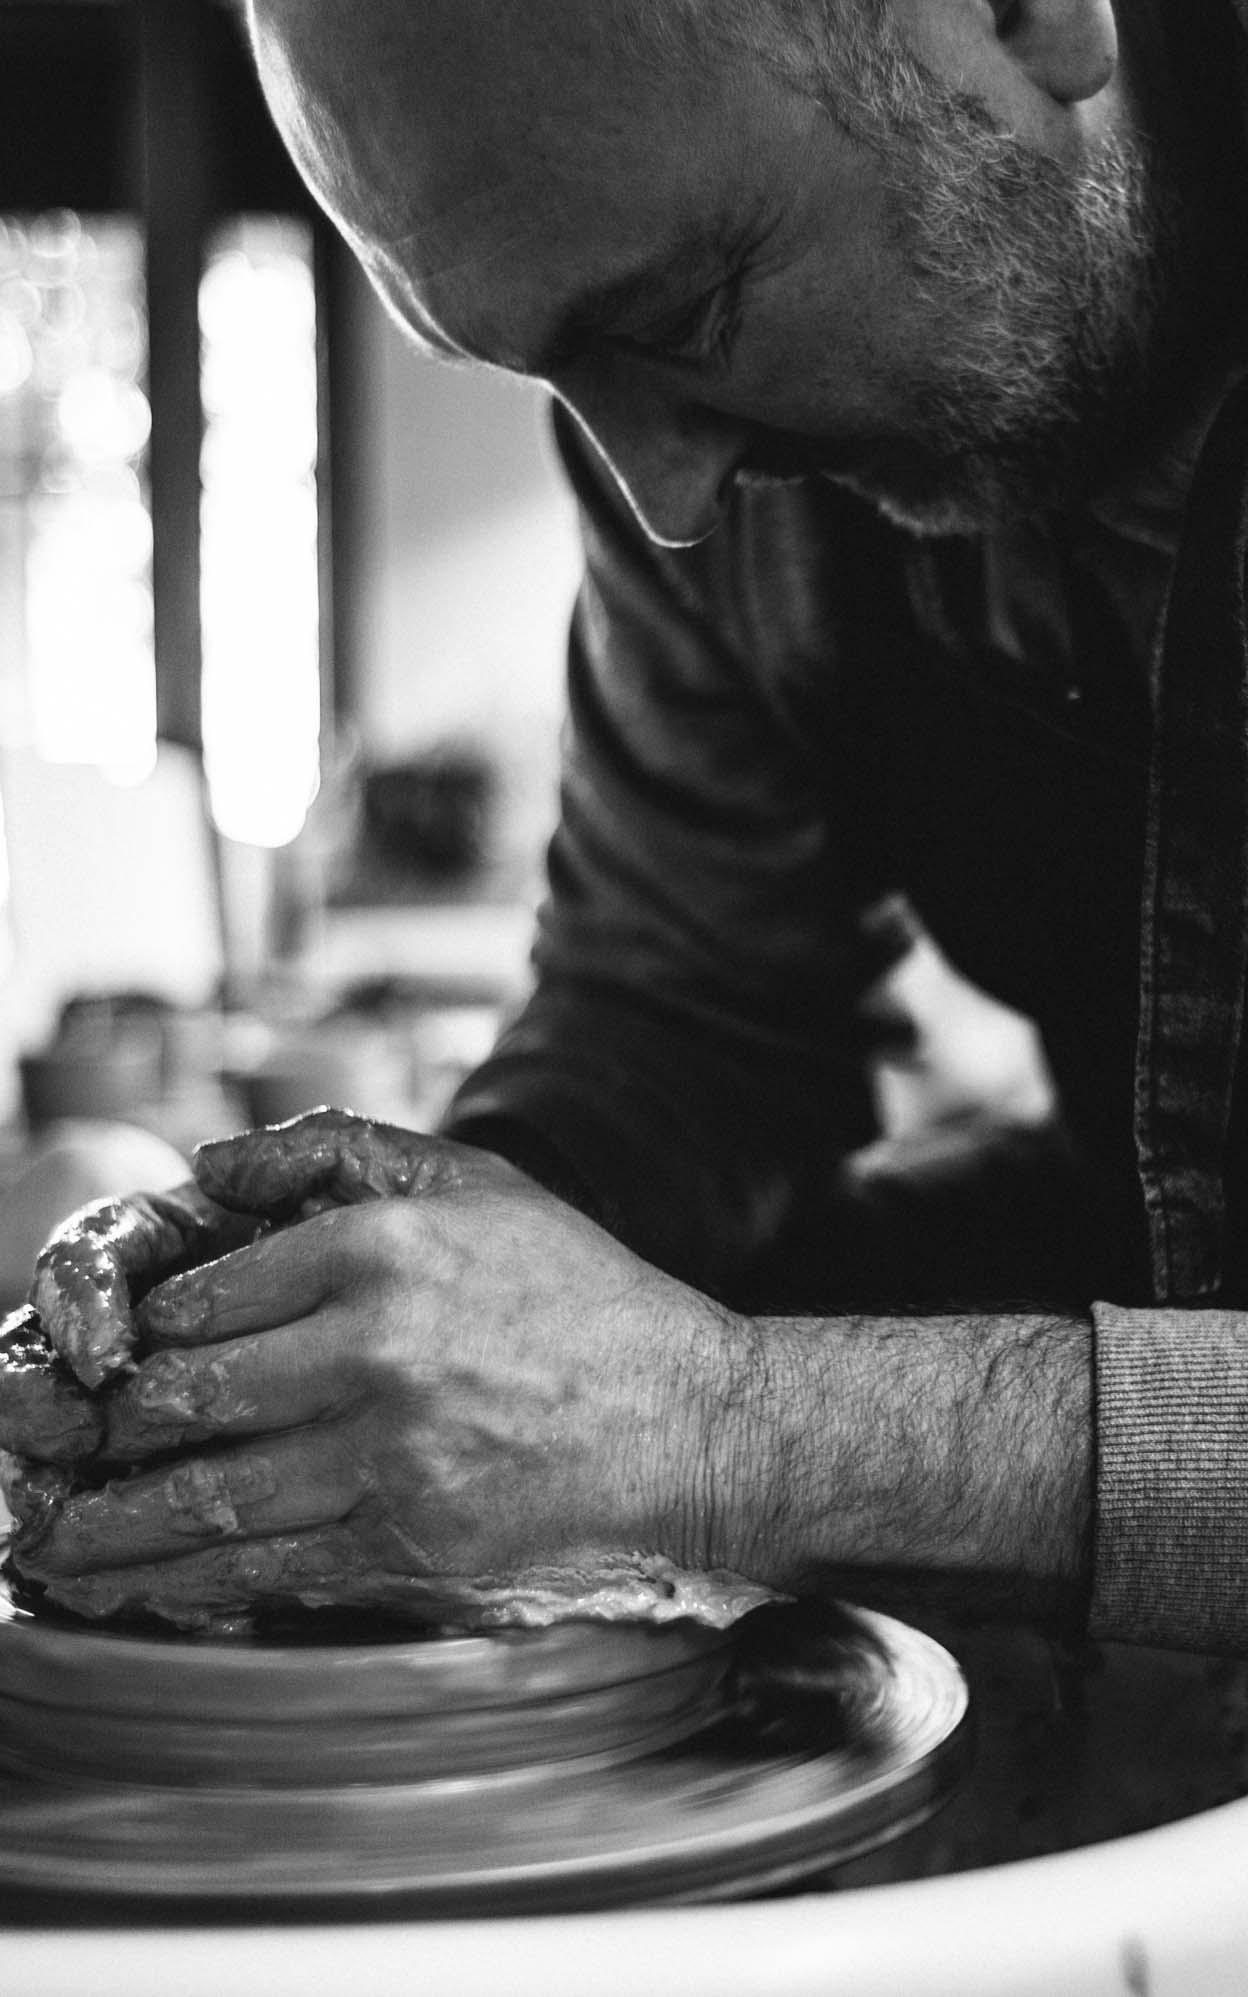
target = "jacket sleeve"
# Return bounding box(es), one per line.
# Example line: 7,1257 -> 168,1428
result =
1091,1303 -> 1248,1652
443,408 -> 877,1302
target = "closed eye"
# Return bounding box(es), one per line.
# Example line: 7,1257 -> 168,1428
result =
606,279 -> 741,369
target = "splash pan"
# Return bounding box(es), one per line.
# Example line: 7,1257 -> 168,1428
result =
0,1572 -> 969,1913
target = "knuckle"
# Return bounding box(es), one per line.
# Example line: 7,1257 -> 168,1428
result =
365,1196 -> 427,1263
165,1452 -> 277,1536
137,1267 -> 216,1340
132,1347 -> 198,1408
336,1317 -> 409,1403
107,1348 -> 236,1454
312,1197 -> 428,1283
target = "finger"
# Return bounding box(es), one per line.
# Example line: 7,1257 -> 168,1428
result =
135,1208 -> 350,1348
31,1182 -> 266,1388
0,1306 -> 104,1463
16,1524 -> 446,1632
15,1426 -> 366,1575
22,1528 -> 506,1632
103,1318 -> 342,1461
194,1109 -> 464,1219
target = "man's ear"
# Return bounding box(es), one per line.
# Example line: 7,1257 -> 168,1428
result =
990,0 -> 1118,105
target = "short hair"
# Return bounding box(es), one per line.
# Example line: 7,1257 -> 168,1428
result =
628,0 -> 851,67
627,0 -> 897,135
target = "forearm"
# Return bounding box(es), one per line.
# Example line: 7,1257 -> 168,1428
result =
698,1309 -> 1093,1628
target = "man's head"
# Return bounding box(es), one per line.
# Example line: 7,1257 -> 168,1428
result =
248,0 -> 1190,541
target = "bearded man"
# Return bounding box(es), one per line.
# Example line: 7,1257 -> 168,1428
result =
6,0 -> 1248,1656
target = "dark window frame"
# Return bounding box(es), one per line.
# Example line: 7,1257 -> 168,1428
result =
0,0 -> 361,750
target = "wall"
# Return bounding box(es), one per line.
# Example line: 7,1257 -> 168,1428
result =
0,742 -> 222,1116
346,273 -> 584,901
0,265 -> 585,1106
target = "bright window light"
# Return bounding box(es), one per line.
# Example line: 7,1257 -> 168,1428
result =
0,213 -> 156,787
0,778 -> 11,983
199,217 -> 321,849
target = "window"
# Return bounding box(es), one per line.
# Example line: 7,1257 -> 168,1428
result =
200,217 -> 321,845
0,211 -> 154,784
0,0 -> 355,850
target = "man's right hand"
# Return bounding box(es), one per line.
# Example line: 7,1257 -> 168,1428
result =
0,1111 -> 757,1635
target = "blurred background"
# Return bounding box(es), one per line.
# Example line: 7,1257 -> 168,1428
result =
0,0 -> 583,1295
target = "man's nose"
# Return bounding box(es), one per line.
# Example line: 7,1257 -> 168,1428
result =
551,361 -> 748,547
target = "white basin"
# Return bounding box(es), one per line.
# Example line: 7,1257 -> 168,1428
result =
5,1795 -> 1248,1997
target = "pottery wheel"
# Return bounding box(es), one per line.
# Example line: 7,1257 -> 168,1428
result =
0,1571 -> 970,1914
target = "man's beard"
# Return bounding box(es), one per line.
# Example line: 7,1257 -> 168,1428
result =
811,18 -> 1177,536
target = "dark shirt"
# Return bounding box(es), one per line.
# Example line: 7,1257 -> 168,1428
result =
447,7 -> 1248,1650
449,388 -> 1231,1310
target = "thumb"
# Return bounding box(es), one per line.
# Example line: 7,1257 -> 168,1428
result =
31,1182 -> 263,1388
193,1108 -> 459,1217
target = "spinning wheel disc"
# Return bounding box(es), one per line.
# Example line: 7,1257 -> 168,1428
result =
0,1575 -> 970,1913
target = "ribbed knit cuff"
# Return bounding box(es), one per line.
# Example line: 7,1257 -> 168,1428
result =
1091,1303 -> 1248,1653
